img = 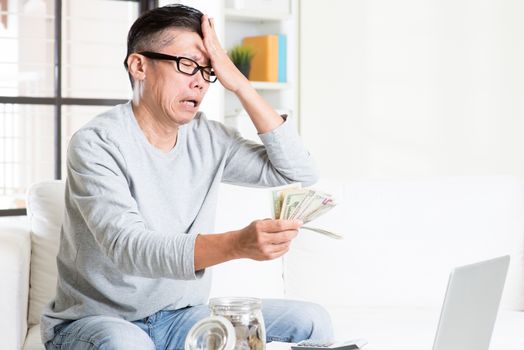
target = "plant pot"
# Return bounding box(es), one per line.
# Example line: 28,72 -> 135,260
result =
236,62 -> 251,79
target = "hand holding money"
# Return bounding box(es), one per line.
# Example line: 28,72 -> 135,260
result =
233,219 -> 302,260
271,184 -> 343,239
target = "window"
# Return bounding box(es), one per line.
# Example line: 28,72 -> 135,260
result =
0,0 -> 157,215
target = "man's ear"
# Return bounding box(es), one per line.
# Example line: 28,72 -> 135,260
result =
127,53 -> 147,81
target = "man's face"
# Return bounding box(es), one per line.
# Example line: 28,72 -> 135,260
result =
142,28 -> 210,127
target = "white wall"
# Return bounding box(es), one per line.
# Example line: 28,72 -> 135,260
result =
300,0 -> 524,182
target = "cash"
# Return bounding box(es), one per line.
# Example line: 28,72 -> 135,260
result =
301,225 -> 344,240
270,184 -> 343,239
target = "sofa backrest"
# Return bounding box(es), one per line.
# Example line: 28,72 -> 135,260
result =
26,180 -> 65,327
284,176 -> 524,311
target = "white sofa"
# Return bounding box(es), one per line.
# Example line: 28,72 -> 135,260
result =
1,176 -> 524,350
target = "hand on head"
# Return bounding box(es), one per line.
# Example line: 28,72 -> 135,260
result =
201,14 -> 251,93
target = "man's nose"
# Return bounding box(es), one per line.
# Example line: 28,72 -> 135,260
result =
190,71 -> 206,89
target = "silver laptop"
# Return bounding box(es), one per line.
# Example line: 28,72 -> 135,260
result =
432,255 -> 510,350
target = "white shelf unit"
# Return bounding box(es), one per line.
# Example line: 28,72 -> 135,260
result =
223,0 -> 298,142
224,8 -> 291,21
250,81 -> 292,90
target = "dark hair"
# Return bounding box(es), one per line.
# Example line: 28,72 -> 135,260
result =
124,4 -> 204,83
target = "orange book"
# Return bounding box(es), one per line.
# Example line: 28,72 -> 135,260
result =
242,35 -> 278,82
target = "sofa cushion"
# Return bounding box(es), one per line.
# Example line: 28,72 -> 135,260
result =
22,324 -> 44,350
285,176 -> 524,310
26,180 -> 65,326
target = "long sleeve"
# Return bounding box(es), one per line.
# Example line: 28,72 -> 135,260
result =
222,116 -> 319,187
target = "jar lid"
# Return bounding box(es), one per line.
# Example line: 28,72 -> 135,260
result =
209,297 -> 262,313
184,316 -> 236,350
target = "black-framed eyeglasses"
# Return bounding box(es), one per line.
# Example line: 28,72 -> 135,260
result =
138,51 -> 217,83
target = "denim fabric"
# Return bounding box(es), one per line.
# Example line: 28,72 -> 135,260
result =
45,299 -> 334,350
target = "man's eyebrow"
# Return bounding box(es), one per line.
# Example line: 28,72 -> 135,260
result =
194,56 -> 212,67
182,53 -> 209,65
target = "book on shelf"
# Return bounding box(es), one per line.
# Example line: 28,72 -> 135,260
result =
242,34 -> 287,83
243,35 -> 278,82
278,34 -> 287,83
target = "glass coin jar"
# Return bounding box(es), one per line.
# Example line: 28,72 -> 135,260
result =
209,297 -> 266,350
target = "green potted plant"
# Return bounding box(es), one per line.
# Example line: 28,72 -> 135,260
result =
228,45 -> 255,78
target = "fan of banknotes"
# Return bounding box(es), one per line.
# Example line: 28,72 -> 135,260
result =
271,184 -> 343,239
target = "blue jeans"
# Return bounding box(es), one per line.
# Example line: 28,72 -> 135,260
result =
45,299 -> 334,350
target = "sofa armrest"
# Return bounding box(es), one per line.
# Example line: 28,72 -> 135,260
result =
0,218 -> 31,350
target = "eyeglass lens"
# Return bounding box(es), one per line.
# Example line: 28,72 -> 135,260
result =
177,58 -> 215,82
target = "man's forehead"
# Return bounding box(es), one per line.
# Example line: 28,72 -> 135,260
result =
162,28 -> 208,60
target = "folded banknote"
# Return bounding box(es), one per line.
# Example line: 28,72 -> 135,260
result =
270,184 -> 343,239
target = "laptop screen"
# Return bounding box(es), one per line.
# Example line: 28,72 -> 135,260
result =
432,255 -> 510,350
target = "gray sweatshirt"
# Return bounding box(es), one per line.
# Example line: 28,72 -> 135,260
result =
41,102 -> 318,343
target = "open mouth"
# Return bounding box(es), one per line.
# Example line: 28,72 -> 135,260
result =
181,99 -> 198,108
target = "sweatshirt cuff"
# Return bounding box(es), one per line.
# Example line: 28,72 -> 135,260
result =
258,115 -> 300,147
177,233 -> 204,280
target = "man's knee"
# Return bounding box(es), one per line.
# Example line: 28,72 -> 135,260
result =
264,299 -> 334,343
290,301 -> 334,342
